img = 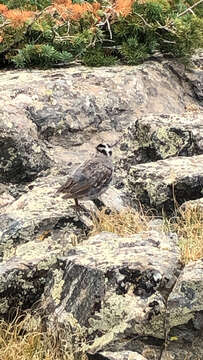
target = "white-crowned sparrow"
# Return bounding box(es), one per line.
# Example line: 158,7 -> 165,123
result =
57,143 -> 113,207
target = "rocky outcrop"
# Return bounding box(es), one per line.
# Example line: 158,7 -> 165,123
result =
41,230 -> 180,354
167,259 -> 203,331
122,154 -> 203,213
0,237 -> 61,318
0,115 -> 51,184
0,60 -> 202,152
0,60 -> 202,360
118,113 -> 203,169
0,173 -> 94,261
0,168 -> 126,261
162,259 -> 203,360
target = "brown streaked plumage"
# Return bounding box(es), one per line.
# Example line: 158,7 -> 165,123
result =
57,144 -> 113,207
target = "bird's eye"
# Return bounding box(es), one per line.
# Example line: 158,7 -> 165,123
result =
109,150 -> 112,156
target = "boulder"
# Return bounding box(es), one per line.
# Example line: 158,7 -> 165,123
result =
0,173 -> 93,261
167,259 -> 203,330
124,154 -> 203,213
162,259 -> 203,360
166,53 -> 203,105
95,350 -> 148,360
0,237 -> 62,318
0,167 -> 127,261
42,230 -> 181,354
181,197 -> 203,211
161,340 -> 203,360
0,115 -> 51,184
0,61 -> 201,150
117,113 -> 203,171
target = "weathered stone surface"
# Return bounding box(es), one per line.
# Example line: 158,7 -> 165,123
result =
0,116 -> 51,184
166,53 -> 203,105
0,173 -> 94,261
167,259 -> 203,329
181,197 -> 203,211
0,184 -> 15,213
97,350 -> 147,360
185,64 -> 203,103
157,259 -> 203,360
93,338 -> 162,360
117,113 -> 203,172
0,166 -> 127,261
0,60 -> 202,360
0,237 -> 63,318
161,339 -> 203,360
0,62 -> 201,149
43,230 -> 180,353
124,154 -> 203,213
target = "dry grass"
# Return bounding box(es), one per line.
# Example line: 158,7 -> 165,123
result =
90,207 -> 153,236
172,205 -> 203,264
0,312 -> 87,360
91,205 -> 203,264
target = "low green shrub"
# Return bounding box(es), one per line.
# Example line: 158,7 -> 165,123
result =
0,0 -> 202,68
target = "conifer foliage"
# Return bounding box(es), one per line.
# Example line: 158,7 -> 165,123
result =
0,0 -> 202,67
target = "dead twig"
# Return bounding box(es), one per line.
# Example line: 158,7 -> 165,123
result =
105,14 -> 112,40
0,20 -> 10,28
177,0 -> 203,18
96,13 -> 113,40
133,11 -> 152,28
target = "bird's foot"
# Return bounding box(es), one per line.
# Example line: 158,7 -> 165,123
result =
73,200 -> 89,215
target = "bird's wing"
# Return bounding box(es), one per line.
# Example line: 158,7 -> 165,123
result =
57,158 -> 112,199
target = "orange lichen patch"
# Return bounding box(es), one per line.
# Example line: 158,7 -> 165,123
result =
0,4 -> 8,13
114,0 -> 134,16
4,9 -> 34,27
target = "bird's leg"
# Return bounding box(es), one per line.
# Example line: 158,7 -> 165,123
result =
74,199 -> 89,215
74,199 -> 84,213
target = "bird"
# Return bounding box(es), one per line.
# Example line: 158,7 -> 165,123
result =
57,143 -> 113,209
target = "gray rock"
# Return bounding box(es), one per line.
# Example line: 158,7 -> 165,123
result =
0,173 -> 94,261
118,113 -> 203,172
158,259 -> 203,360
0,184 -> 15,212
181,197 -> 203,211
0,116 -> 51,184
167,259 -> 203,329
125,154 -> 203,213
42,230 -> 180,352
0,61 -> 202,360
161,335 -> 203,360
0,238 -> 62,317
185,66 -> 203,103
97,350 -> 148,360
0,62 -> 201,150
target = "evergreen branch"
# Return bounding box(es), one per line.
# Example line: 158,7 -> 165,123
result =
0,10 -> 44,55
133,12 -> 152,28
156,21 -> 177,35
156,0 -> 203,35
177,0 -> 203,18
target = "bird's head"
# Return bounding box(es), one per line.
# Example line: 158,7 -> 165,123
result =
96,143 -> 112,157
